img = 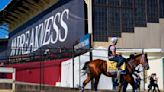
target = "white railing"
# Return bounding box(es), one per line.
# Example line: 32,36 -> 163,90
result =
0,67 -> 16,92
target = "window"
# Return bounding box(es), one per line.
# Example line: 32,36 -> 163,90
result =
160,0 -> 164,18
121,0 -> 134,32
107,8 -> 121,37
122,9 -> 134,32
147,0 -> 159,23
93,6 -> 108,41
134,0 -> 147,27
92,0 -> 161,41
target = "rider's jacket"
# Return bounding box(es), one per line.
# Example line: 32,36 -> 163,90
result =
108,45 -> 116,58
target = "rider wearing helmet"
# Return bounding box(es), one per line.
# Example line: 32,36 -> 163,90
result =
108,37 -> 125,68
108,37 -> 126,80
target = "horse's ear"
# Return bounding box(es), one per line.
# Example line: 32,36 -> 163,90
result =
145,53 -> 148,58
129,54 -> 135,59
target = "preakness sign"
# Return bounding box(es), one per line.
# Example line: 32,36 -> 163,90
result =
8,0 -> 85,56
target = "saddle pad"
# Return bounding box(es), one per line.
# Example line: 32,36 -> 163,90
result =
107,61 -> 125,72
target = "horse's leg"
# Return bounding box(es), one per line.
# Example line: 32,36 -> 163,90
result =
121,81 -> 128,92
148,85 -> 152,92
82,73 -> 93,92
94,75 -> 100,91
129,80 -> 136,92
117,81 -> 127,92
153,86 -> 156,92
118,83 -> 123,92
156,85 -> 160,92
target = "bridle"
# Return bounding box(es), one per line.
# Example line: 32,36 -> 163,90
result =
128,54 -> 148,71
140,54 -> 149,69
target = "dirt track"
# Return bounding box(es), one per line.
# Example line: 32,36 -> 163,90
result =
0,83 -> 147,92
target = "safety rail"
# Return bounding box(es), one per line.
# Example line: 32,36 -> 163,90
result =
0,67 -> 16,92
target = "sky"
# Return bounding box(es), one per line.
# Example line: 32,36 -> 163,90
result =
0,0 -> 11,38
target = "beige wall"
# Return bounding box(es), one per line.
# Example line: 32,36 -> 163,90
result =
147,58 -> 164,90
94,19 -> 164,49
160,19 -> 164,48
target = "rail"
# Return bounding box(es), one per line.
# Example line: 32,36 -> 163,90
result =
0,67 -> 16,92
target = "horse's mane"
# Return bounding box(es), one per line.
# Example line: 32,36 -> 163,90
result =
126,53 -> 142,61
134,54 -> 142,58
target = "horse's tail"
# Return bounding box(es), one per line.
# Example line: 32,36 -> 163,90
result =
82,61 -> 90,70
81,61 -> 90,76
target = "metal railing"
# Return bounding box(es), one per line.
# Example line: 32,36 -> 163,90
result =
0,67 -> 16,92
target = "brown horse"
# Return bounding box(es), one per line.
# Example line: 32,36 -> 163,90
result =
81,53 -> 149,92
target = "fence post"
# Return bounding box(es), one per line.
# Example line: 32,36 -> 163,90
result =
0,67 -> 16,92
90,48 -> 94,89
12,68 -> 16,92
163,58 -> 164,91
79,55 -> 81,88
72,46 -> 75,88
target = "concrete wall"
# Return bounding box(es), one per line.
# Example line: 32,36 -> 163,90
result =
160,19 -> 164,48
61,47 -> 113,89
60,47 -> 164,90
146,58 -> 164,90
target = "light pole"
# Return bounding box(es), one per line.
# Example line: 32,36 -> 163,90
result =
84,0 -> 94,89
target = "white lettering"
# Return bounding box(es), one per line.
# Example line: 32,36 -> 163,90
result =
10,9 -> 70,56
24,30 -> 30,54
59,9 -> 69,42
51,13 -> 60,44
39,23 -> 44,47
29,29 -> 34,52
10,38 -> 16,56
20,34 -> 25,54
43,16 -> 53,45
16,35 -> 21,55
34,26 -> 39,51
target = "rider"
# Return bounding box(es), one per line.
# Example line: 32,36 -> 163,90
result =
133,65 -> 142,89
148,73 -> 160,92
108,37 -> 126,80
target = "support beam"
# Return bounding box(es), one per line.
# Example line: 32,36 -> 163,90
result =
24,0 -> 42,9
6,16 -> 17,21
22,1 -> 40,11
20,5 -> 30,10
10,12 -> 20,18
6,14 -> 18,19
3,20 -> 12,24
84,0 -> 93,46
16,8 -> 26,13
4,17 -> 15,22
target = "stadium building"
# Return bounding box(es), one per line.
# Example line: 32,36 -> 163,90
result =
0,0 -> 164,91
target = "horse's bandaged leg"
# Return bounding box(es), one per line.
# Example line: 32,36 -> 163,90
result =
117,70 -> 121,82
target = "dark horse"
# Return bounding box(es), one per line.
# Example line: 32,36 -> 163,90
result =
81,53 -> 149,92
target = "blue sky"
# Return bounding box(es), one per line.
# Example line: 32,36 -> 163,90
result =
0,0 -> 11,38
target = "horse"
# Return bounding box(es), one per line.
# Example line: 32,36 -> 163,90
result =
81,53 -> 149,92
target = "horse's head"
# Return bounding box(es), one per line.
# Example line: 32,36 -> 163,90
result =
130,53 -> 149,70
141,53 -> 149,70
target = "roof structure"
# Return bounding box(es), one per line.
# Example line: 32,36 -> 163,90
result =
0,0 -> 59,32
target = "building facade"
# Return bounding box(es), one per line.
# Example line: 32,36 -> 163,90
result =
0,0 -> 164,91
91,0 -> 164,49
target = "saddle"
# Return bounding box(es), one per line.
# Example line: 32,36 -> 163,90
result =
107,60 -> 126,73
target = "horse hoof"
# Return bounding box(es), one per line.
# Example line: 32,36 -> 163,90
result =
80,87 -> 84,92
81,89 -> 84,92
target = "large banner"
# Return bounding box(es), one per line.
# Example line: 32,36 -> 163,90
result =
8,0 -> 85,56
